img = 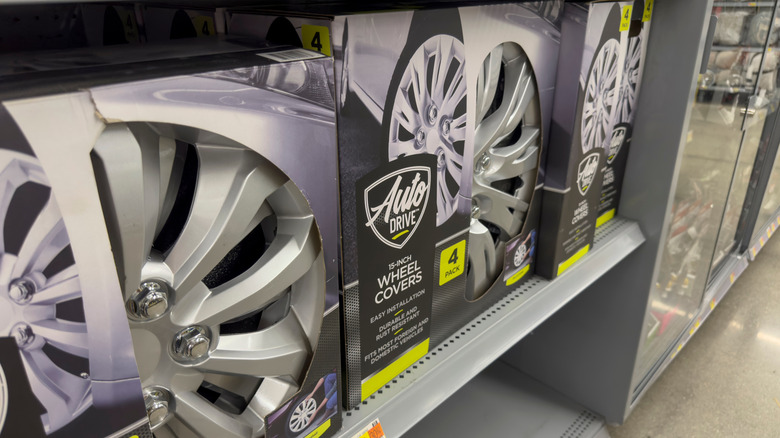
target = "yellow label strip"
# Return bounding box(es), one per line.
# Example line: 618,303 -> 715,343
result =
506,264 -> 531,286
306,419 -> 332,438
361,339 -> 429,401
557,244 -> 590,277
596,209 -> 616,228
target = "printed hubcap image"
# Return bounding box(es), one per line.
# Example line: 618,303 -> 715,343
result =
0,152 -> 91,433
467,42 -> 541,300
288,397 -> 317,433
388,35 -> 467,226
91,123 -> 325,438
582,38 -> 620,152
615,35 -> 642,125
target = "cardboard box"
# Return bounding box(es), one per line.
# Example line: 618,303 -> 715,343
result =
597,0 -> 654,226
1,40 -> 342,438
227,3 -> 562,408
537,1 -> 632,279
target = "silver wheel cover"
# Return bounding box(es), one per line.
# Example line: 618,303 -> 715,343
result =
388,34 -> 467,226
91,123 -> 325,438
582,38 -> 620,152
468,43 -> 541,300
615,35 -> 642,125
0,151 -> 92,433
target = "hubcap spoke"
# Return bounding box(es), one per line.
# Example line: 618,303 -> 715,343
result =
31,275 -> 81,305
175,391 -> 252,438
166,146 -> 286,295
13,196 -> 67,279
474,54 -> 534,157
467,220 -> 501,297
485,128 -> 540,183
173,215 -> 317,327
474,185 -> 527,236
92,124 -> 167,300
476,46 -> 503,122
30,319 -> 89,358
24,349 -> 91,413
198,314 -> 309,377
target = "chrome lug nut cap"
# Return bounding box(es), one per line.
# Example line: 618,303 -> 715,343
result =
471,202 -> 481,219
144,387 -> 171,428
128,281 -> 170,320
476,154 -> 491,174
8,277 -> 36,305
172,326 -> 210,361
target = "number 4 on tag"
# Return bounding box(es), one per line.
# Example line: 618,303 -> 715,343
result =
643,0 -> 654,22
302,25 -> 332,56
439,240 -> 465,286
620,6 -> 633,31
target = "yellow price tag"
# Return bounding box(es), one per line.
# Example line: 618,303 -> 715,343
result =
192,16 -> 215,37
642,0 -> 654,22
620,6 -> 633,31
710,299 -> 716,310
730,273 -> 735,284
302,25 -> 332,57
353,419 -> 386,438
439,240 -> 466,285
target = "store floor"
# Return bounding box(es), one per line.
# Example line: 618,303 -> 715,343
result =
607,233 -> 780,437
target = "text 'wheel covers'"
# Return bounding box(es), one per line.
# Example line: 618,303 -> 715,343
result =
388,34 -> 467,226
582,38 -> 620,153
0,151 -> 92,433
91,123 -> 326,438
468,42 -> 541,301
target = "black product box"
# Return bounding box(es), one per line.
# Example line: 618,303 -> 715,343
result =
225,3 -> 563,408
597,0 -> 654,227
538,1 -> 632,279
0,40 -> 342,438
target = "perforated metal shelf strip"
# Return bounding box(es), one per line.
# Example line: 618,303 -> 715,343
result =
337,217 -> 644,438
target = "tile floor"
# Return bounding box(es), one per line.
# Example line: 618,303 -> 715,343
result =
607,232 -> 780,437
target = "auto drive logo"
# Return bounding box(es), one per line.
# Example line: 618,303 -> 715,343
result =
364,166 -> 430,249
577,152 -> 600,196
607,125 -> 627,164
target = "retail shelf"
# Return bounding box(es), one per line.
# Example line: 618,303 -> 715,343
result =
630,253 -> 749,408
712,45 -> 764,52
336,218 -> 644,438
712,1 -> 775,7
748,207 -> 780,260
407,360 -> 609,438
698,84 -> 754,94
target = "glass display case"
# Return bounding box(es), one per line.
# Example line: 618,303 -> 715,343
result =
633,1 -> 780,391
